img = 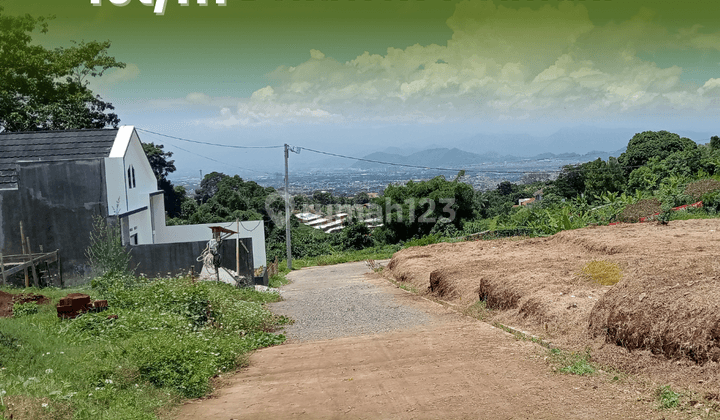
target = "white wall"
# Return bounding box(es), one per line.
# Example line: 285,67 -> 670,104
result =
104,157 -> 127,215
155,220 -> 266,269
107,126 -> 267,268
105,126 -> 158,245
124,130 -> 157,212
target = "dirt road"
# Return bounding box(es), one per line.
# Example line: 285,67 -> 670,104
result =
175,261 -> 668,420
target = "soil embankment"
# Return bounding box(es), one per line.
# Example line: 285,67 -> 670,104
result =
386,219 -> 720,395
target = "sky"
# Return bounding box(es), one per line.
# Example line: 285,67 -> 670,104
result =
4,0 -> 720,176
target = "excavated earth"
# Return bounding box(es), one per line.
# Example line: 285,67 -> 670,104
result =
386,219 -> 720,400
0,291 -> 49,317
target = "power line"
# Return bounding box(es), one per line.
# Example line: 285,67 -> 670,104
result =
162,142 -> 273,175
135,127 -> 648,176
135,128 -> 283,149
296,146 -> 532,174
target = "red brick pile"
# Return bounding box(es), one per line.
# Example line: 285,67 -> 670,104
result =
56,293 -> 108,319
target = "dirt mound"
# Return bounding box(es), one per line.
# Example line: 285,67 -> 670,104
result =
589,257 -> 720,364
386,219 -> 720,387
0,291 -> 50,317
428,268 -> 459,298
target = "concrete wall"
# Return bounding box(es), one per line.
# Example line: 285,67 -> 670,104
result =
127,237 -> 253,280
1,159 -> 109,283
156,220 -> 267,269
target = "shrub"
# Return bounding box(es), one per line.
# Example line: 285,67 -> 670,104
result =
85,215 -> 132,276
12,302 -> 38,318
618,198 -> 662,222
578,260 -> 622,286
403,234 -> 441,248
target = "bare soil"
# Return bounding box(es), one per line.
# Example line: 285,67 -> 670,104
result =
0,290 -> 50,317
174,262 -> 695,420
387,219 -> 720,400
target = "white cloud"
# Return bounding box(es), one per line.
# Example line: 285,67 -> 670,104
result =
310,49 -> 326,60
200,0 -> 720,127
186,92 -> 212,104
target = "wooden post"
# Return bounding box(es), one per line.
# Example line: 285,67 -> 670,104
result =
20,222 -> 29,288
57,251 -> 63,289
236,219 -> 240,277
1,253 -> 5,285
26,237 -> 39,288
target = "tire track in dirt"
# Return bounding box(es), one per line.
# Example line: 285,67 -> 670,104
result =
174,261 -> 672,420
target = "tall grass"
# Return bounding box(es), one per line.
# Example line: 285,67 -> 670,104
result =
0,276 -> 286,419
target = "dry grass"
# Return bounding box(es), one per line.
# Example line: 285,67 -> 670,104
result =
578,260 -> 622,286
618,198 -> 662,222
684,179 -> 720,199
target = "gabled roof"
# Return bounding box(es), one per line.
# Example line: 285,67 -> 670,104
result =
0,129 -> 119,189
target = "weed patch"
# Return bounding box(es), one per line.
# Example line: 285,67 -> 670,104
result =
462,300 -> 491,321
11,302 -> 38,318
548,348 -> 596,376
578,260 -> 622,286
656,385 -> 681,410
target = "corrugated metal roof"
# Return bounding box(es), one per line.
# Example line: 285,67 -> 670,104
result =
0,129 -> 118,189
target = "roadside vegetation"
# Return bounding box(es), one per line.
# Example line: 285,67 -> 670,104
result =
160,130 -> 720,270
0,276 -> 286,419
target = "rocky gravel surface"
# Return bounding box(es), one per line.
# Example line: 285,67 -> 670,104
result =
269,261 -> 432,342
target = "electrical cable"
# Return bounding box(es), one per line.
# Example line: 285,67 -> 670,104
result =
136,128 -> 283,149
136,127 -> 656,176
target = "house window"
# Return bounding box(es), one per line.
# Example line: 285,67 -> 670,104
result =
127,165 -> 137,189
131,233 -> 138,245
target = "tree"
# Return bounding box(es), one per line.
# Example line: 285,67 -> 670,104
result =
195,172 -> 227,204
378,176 -> 474,241
0,7 -> 125,131
710,135 -> 720,151
553,164 -> 586,199
583,158 -> 626,201
141,143 -> 185,218
619,131 -> 696,176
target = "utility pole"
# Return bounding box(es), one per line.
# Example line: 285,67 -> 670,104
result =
284,144 -> 292,270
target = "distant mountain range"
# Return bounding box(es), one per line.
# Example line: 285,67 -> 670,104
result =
351,147 -> 627,170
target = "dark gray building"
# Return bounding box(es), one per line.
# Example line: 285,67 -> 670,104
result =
0,128 -> 126,281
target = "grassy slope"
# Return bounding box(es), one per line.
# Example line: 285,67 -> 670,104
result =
0,277 -> 286,420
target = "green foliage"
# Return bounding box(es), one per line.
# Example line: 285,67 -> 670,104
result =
11,302 -> 38,318
403,234 -> 441,248
0,275 -> 285,417
582,157 -> 626,201
378,176 -> 473,242
619,130 -> 697,176
462,300 -> 490,321
656,385 -> 681,409
85,215 -> 132,277
549,348 -> 596,376
142,142 -> 186,218
710,135 -> 720,151
188,172 -> 273,228
553,164 -> 586,199
341,220 -> 373,250
0,7 -> 124,131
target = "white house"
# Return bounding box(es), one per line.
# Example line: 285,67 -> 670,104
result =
104,126 -> 267,269
0,126 -> 266,283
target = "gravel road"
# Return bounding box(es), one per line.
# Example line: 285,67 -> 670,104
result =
269,261 -> 432,342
